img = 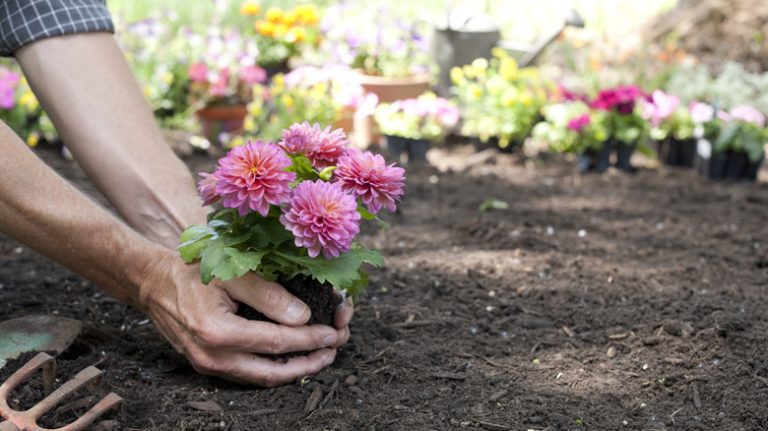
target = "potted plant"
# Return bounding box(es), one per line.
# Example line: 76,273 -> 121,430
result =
694,104 -> 766,181
533,101 -> 610,172
374,93 -> 460,162
233,70 -> 342,147
450,48 -> 551,151
242,3 -> 321,75
641,90 -> 696,167
178,123 -> 405,327
590,85 -> 649,171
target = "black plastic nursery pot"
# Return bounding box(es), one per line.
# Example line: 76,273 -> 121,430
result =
613,139 -> 636,172
696,147 -> 763,182
383,135 -> 431,163
657,137 -> 696,167
577,141 -> 611,173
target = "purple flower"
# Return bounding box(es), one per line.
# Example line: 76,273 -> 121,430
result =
642,90 -> 679,126
0,67 -> 20,109
689,101 -> 714,124
591,85 -> 643,114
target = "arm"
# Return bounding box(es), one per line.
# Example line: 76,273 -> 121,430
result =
9,32 -> 352,385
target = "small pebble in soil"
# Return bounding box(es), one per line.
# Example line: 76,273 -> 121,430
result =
578,229 -> 587,238
468,326 -> 479,335
488,290 -> 495,297
428,175 -> 439,184
656,222 -> 665,230
546,226 -> 554,236
13,247 -> 23,254
499,331 -> 509,340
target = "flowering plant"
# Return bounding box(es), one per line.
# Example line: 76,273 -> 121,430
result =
590,85 -> 648,143
710,105 -> 767,162
320,3 -> 433,78
184,27 -> 265,107
0,63 -> 55,147
533,101 -> 609,154
374,93 -> 460,142
641,90 -> 694,141
178,123 -> 405,294
242,2 -> 321,68
238,68 -> 355,144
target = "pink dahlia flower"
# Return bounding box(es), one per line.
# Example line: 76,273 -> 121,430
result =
281,122 -> 349,168
213,141 -> 295,216
334,149 -> 405,214
280,180 -> 361,259
197,172 -> 220,206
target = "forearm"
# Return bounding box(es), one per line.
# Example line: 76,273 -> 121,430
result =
15,33 -> 205,249
0,122 -> 168,306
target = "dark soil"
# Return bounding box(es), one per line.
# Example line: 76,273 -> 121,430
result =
2,144 -> 768,430
236,274 -> 342,327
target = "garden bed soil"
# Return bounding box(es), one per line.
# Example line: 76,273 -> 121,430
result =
2,144 -> 768,430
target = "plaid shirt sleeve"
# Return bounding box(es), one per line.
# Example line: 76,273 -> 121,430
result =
0,0 -> 114,56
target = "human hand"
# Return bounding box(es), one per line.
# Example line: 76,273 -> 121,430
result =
137,250 -> 352,386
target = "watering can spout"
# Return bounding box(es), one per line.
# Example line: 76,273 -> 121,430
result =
565,8 -> 585,28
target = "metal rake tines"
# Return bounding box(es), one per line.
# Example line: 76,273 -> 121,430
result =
0,353 -> 122,431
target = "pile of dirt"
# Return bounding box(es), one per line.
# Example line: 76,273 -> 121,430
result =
647,0 -> 768,72
1,146 -> 768,430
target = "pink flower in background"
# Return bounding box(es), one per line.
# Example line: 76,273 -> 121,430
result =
730,105 -> 765,127
642,90 -> 679,126
239,65 -> 267,84
567,114 -> 591,132
335,149 -> 405,214
280,180 -> 361,259
591,85 -> 643,114
0,67 -> 20,109
281,122 -> 349,168
197,172 -> 220,206
187,63 -> 208,83
208,67 -> 230,97
717,109 -> 732,123
689,101 -> 714,124
214,141 -> 295,216
557,84 -> 587,102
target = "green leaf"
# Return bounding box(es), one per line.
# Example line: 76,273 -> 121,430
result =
199,238 -> 267,284
275,246 -> 383,291
318,166 -> 337,181
287,154 -> 319,182
357,204 -> 377,221
478,198 -> 509,212
178,225 -> 217,263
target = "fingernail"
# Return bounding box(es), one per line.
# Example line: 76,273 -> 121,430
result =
286,300 -> 308,321
322,333 -> 337,347
323,353 -> 335,366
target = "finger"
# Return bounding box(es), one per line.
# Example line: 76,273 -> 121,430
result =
331,326 -> 350,349
231,348 -> 337,387
334,297 -> 354,329
194,312 -> 338,354
224,274 -> 310,326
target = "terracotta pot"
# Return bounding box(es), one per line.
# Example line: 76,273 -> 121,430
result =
196,104 -> 248,145
333,106 -> 355,134
353,71 -> 433,147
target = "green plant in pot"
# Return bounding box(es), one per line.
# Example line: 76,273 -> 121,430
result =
450,49 -> 551,151
711,106 -> 766,181
533,101 -> 610,172
589,85 -> 650,171
641,90 -> 696,167
374,93 -> 460,163
179,123 -> 405,329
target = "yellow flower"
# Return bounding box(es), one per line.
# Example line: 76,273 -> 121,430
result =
450,67 -> 464,85
26,132 -> 40,148
272,74 -> 285,90
265,6 -> 283,23
491,47 -> 508,59
281,94 -> 295,108
499,58 -> 518,81
227,136 -> 246,148
19,91 -> 38,110
273,23 -> 289,38
161,71 -> 173,85
469,84 -> 483,100
255,20 -> 274,36
239,0 -> 260,16
462,65 -> 478,80
471,57 -> 489,71
294,4 -> 319,25
244,116 -> 256,131
286,26 -> 307,43
282,9 -> 300,26
520,93 -> 533,107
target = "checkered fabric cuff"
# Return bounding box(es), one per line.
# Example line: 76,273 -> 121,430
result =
0,0 -> 114,56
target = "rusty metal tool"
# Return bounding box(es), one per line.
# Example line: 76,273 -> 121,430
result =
0,352 -> 122,431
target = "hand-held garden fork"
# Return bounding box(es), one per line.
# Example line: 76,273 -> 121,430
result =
0,352 -> 122,431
